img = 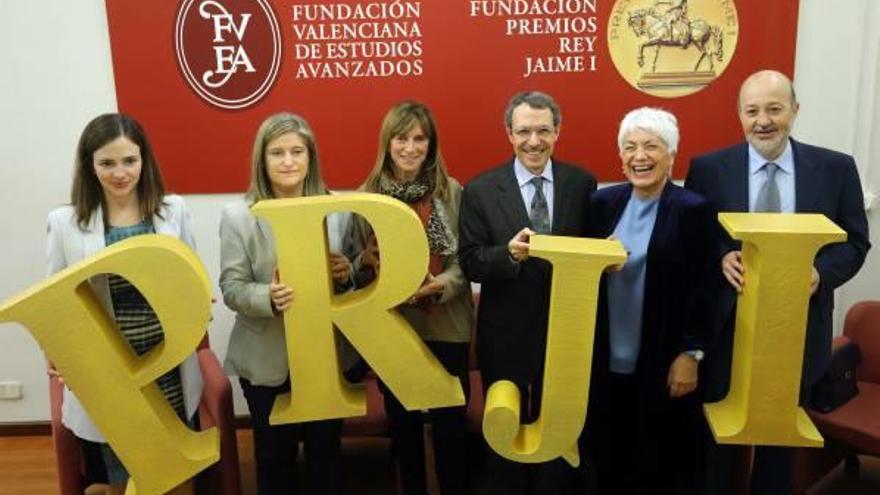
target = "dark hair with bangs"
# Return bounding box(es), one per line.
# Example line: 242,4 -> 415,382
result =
70,113 -> 165,228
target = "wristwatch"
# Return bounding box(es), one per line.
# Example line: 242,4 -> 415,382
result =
685,349 -> 705,362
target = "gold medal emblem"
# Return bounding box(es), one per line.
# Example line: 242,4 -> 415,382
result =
608,0 -> 739,97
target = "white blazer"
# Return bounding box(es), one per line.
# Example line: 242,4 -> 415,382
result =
46,195 -> 203,443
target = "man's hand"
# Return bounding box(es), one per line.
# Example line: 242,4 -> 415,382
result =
667,353 -> 698,398
508,227 -> 535,262
723,251 -> 817,295
722,250 -> 745,293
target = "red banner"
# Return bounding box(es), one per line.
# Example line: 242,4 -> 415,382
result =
105,0 -> 798,193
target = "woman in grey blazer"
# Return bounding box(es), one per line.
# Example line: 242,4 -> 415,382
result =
219,113 -> 352,495
46,113 -> 201,495
352,101 -> 473,495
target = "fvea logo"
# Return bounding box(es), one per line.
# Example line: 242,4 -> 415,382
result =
175,0 -> 282,109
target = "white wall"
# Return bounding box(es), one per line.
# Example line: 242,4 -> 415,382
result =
0,0 -> 245,422
0,0 -> 877,423
793,0 -> 880,331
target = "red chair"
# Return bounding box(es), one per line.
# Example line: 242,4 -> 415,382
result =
194,338 -> 242,495
466,293 -> 484,433
49,337 -> 241,495
793,300 -> 880,494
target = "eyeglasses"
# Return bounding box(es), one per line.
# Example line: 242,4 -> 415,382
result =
512,127 -> 556,140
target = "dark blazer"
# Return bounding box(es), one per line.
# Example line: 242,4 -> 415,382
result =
459,160 -> 596,385
590,182 -> 714,404
685,139 -> 871,401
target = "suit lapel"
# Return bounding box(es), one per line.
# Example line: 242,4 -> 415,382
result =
255,215 -> 277,262
83,204 -> 107,257
792,139 -> 818,212
551,163 -> 567,233
606,183 -> 633,236
724,144 -> 749,212
153,203 -> 174,236
495,162 -> 531,231
649,183 -> 675,250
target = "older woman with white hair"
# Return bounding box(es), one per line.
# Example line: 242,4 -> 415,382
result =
585,107 -> 714,494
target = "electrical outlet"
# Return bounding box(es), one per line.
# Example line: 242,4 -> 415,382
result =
0,381 -> 23,400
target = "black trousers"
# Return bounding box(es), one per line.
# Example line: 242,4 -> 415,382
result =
700,428 -> 793,495
380,341 -> 471,495
479,367 -> 579,495
588,372 -> 699,495
240,378 -> 343,495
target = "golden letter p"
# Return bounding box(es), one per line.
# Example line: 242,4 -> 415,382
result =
0,235 -> 218,495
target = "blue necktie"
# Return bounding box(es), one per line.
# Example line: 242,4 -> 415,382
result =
755,162 -> 781,212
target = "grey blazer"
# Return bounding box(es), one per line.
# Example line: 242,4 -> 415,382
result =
219,198 -> 354,387
46,195 -> 203,442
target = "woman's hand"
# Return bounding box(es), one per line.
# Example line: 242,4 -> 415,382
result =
810,267 -> 820,295
269,268 -> 294,313
605,234 -> 625,273
47,362 -> 63,385
413,274 -> 445,302
667,352 -> 698,398
328,252 -> 351,284
361,235 -> 380,271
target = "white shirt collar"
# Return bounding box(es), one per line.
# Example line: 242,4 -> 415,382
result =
748,140 -> 794,176
513,158 -> 554,188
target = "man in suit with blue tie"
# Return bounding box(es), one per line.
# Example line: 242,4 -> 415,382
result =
459,91 -> 596,493
686,70 -> 871,494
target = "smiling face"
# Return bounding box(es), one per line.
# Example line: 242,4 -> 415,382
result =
389,123 -> 429,181
619,128 -> 673,198
92,136 -> 142,203
265,131 -> 309,198
738,71 -> 799,161
507,103 -> 559,174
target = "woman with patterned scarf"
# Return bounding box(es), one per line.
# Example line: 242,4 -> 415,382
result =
352,101 -> 474,495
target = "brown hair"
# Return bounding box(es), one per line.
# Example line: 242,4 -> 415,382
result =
504,91 -> 562,130
246,112 -> 327,203
362,101 -> 449,200
71,113 -> 165,228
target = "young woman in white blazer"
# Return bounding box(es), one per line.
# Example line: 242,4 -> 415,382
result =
46,113 -> 201,494
219,112 -> 354,495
